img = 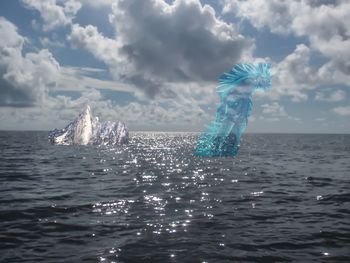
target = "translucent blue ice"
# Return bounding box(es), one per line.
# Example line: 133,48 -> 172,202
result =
195,63 -> 272,157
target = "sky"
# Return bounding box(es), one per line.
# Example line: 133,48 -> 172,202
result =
0,0 -> 349,133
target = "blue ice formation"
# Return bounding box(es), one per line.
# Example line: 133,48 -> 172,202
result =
195,63 -> 272,157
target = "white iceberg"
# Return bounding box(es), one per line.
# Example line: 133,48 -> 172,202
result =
49,105 -> 129,145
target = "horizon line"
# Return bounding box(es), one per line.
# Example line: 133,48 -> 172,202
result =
0,130 -> 349,135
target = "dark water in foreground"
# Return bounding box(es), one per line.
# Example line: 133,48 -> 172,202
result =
0,132 -> 350,262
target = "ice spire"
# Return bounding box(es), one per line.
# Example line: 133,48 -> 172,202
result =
49,105 -> 129,146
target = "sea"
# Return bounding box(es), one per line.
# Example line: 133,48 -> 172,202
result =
0,131 -> 349,262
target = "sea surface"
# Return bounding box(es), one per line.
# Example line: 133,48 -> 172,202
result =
0,131 -> 349,262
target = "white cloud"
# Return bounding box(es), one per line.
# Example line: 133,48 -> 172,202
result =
0,17 -> 25,48
69,0 -> 254,98
0,17 -> 60,107
222,0 -> 350,86
261,102 -> 287,117
58,66 -> 136,93
68,24 -> 122,68
1,1 -> 349,133
2,85 -> 211,131
259,101 -> 301,122
222,0 -> 294,35
39,37 -> 64,48
0,17 -> 213,130
22,0 -> 82,31
315,89 -> 346,102
266,44 -> 326,101
263,43 -> 348,102
272,44 -> 314,101
78,0 -> 114,8
333,106 -> 350,116
0,17 -> 209,129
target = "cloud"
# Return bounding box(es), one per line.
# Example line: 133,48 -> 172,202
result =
39,36 -> 64,48
0,17 -> 60,107
269,44 -> 317,101
1,84 -> 211,130
68,24 -> 122,67
22,0 -> 82,31
78,0 -> 114,8
333,106 -> 350,116
69,0 -> 254,98
274,45 -> 313,101
259,101 -> 301,122
315,89 -> 346,102
222,0 -> 350,85
58,66 -> 135,93
0,18 -> 134,109
222,0 -> 294,35
0,17 -> 213,130
0,17 -> 209,130
261,102 -> 287,117
264,44 -> 348,102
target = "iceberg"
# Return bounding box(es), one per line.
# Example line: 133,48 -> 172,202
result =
49,105 -> 129,145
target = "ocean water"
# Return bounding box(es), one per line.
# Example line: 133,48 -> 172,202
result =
0,131 -> 349,262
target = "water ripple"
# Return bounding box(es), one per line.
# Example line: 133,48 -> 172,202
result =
0,132 -> 349,262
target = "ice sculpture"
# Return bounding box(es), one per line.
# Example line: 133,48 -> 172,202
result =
49,105 -> 129,145
195,63 -> 271,157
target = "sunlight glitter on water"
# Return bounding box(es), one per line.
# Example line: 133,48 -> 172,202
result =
2,132 -> 349,262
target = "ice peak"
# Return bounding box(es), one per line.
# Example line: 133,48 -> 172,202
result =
49,105 -> 128,146
81,104 -> 91,116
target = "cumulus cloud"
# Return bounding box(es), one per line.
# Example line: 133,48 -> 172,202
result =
268,44 -> 347,102
260,101 -> 301,122
222,0 -> 294,35
0,17 -> 60,107
261,102 -> 287,117
24,84 -> 210,131
1,0 -> 349,132
0,17 -> 133,108
315,89 -> 346,102
222,0 -> 350,84
69,0 -> 254,98
22,0 -> 82,31
78,0 -> 114,8
265,44 -> 333,101
271,44 -> 316,101
333,106 -> 350,116
58,66 -> 134,93
0,16 -> 213,130
68,24 -> 122,68
39,36 -> 64,48
0,16 -> 211,130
